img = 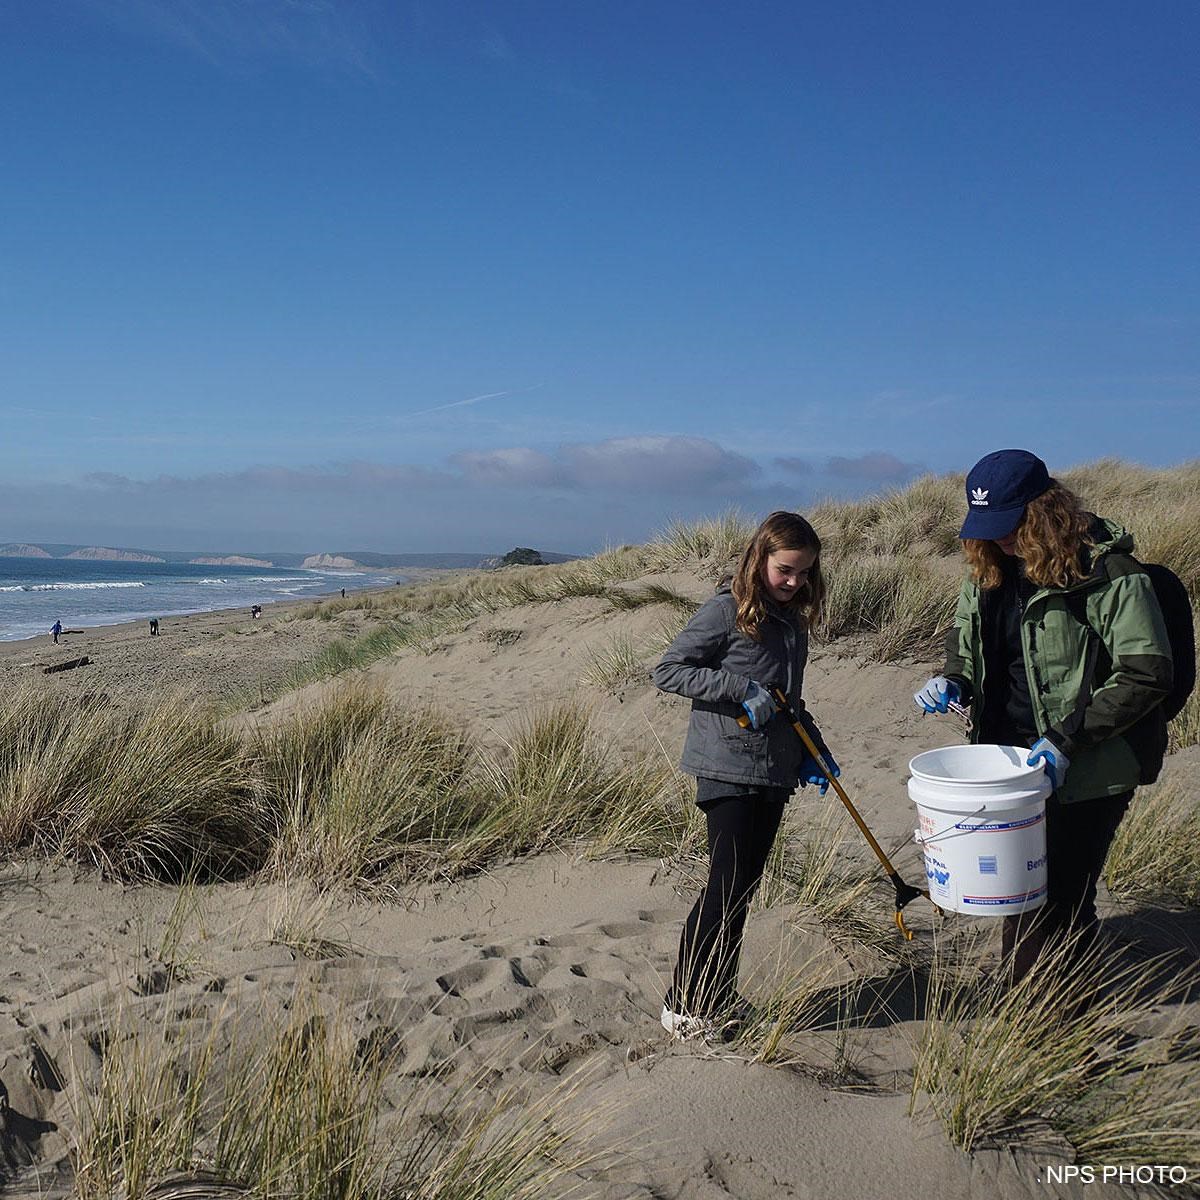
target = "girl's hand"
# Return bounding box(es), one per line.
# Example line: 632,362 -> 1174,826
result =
801,750 -> 840,796
741,681 -> 777,729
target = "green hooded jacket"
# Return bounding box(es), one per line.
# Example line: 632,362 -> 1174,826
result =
943,517 -> 1173,804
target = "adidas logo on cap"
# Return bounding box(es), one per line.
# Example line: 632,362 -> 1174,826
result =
970,487 -> 989,506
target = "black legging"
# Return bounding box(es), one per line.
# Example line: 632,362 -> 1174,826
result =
1001,789 -> 1131,983
668,793 -> 785,1016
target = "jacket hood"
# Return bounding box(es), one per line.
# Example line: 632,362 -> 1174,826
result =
712,578 -> 801,624
1086,514 -> 1134,563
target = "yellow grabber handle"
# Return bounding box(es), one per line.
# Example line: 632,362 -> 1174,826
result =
738,686 -> 928,940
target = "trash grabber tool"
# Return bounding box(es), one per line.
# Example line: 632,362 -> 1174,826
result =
739,686 -> 928,939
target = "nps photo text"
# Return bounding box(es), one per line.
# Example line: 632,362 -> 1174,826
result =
1043,1165 -> 1191,1185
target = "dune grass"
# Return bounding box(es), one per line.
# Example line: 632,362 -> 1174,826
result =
605,582 -> 700,614
910,929 -> 1200,1163
652,511 -> 757,569
256,686 -> 478,893
465,702 -> 692,871
72,997 -> 603,1200
579,632 -> 652,692
1103,778 -> 1200,908
0,688 -> 264,880
0,685 -> 692,891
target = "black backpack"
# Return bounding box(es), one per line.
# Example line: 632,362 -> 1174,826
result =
1142,562 -> 1196,723
1068,560 -> 1196,723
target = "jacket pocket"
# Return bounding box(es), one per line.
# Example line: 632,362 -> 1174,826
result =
720,730 -> 768,759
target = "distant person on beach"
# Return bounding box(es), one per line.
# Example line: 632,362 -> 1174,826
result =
149,618 -> 159,636
251,604 -> 262,619
652,511 -> 839,1042
914,449 -> 1179,985
50,619 -> 62,644
341,588 -> 346,598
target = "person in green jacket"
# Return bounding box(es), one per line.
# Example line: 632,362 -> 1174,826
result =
914,449 -> 1173,982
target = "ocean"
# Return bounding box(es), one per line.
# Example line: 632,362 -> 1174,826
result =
0,557 -> 400,642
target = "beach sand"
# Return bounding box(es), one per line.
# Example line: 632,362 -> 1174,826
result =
0,570 -> 452,710
0,566 -> 1195,1197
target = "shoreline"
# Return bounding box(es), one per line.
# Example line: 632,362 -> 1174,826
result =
0,567 -> 462,704
0,566 -> 458,653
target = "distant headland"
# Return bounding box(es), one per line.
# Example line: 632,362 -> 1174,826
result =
0,543 -> 578,570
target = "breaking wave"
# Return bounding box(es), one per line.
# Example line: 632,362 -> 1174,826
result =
0,581 -> 148,593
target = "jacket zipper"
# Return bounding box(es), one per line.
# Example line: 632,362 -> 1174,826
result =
1021,579 -> 1098,736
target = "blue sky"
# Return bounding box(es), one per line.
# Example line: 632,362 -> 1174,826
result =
1,1 -> 1196,553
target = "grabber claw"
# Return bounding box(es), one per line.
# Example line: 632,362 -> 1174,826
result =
890,873 -> 925,941
750,687 -> 931,939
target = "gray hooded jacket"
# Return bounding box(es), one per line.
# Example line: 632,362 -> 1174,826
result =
651,584 -> 824,788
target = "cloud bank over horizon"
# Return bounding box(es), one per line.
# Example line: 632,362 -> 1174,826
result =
0,436 -> 929,555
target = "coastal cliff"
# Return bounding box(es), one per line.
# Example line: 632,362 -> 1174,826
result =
301,553 -> 360,568
65,547 -> 166,563
190,556 -> 274,567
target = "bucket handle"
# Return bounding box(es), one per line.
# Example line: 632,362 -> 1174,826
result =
914,804 -> 988,846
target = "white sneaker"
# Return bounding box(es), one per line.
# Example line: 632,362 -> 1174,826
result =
660,1004 -> 725,1043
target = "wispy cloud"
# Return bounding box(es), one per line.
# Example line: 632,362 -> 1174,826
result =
479,28 -> 515,62
452,435 -> 759,494
825,451 -> 924,483
864,390 -> 958,420
773,456 -> 811,476
81,0 -> 378,76
401,384 -> 543,421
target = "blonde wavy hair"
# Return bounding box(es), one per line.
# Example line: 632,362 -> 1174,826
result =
963,482 -> 1094,589
731,511 -> 824,639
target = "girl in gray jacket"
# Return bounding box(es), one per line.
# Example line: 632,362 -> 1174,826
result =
652,511 -> 838,1040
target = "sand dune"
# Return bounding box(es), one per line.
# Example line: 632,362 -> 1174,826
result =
0,564 -> 1195,1197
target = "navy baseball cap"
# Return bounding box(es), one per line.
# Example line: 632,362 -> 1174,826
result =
959,449 -> 1052,540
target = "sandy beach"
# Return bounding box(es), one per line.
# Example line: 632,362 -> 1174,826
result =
0,554 -> 1196,1198
0,572 -> 451,711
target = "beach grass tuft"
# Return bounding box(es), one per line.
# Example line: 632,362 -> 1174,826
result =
1103,778 -> 1200,907
0,685 -> 693,891
0,688 -> 265,880
910,929 -> 1200,1163
72,997 -> 602,1200
464,701 -> 692,872
579,632 -> 652,692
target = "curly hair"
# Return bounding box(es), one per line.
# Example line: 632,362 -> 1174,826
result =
730,511 -> 824,639
963,482 -> 1093,589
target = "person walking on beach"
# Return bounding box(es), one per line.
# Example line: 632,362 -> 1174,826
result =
149,618 -> 159,636
652,511 -> 839,1041
914,450 -> 1175,984
50,619 -> 62,645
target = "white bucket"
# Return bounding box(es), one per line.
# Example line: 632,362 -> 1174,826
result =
908,744 -> 1051,916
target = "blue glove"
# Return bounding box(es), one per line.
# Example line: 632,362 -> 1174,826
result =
801,749 -> 840,796
741,681 -> 777,730
1027,738 -> 1070,791
914,675 -> 960,714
